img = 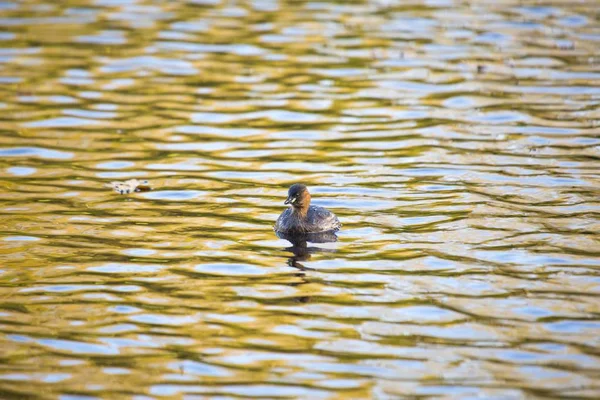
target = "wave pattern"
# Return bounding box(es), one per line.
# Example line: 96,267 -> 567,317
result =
0,0 -> 599,398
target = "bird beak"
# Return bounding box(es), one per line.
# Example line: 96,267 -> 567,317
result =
284,196 -> 295,205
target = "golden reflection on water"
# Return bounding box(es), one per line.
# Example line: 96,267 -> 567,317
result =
1,0 -> 600,398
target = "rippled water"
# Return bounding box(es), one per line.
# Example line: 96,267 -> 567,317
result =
1,0 -> 600,398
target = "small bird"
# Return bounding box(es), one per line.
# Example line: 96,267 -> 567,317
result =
274,184 -> 341,234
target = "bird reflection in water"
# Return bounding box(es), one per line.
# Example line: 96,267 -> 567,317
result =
276,230 -> 338,271
276,231 -> 338,303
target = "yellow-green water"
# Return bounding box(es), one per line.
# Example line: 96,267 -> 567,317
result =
1,0 -> 599,398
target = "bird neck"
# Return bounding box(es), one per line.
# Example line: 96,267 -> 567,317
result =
292,203 -> 309,217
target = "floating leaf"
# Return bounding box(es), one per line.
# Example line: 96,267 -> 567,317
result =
105,179 -> 152,195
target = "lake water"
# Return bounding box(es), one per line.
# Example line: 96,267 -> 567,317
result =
1,0 -> 599,398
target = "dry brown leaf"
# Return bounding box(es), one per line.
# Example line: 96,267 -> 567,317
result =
105,179 -> 152,194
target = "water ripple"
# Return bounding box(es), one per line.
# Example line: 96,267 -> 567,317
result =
0,0 -> 599,398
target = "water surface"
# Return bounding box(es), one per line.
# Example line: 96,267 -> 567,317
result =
1,0 -> 599,398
